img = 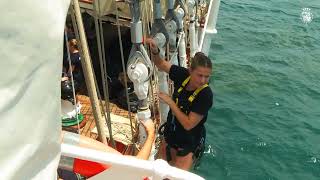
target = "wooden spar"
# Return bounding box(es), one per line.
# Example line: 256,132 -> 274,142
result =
71,0 -> 107,144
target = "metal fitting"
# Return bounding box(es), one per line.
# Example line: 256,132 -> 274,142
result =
137,109 -> 151,120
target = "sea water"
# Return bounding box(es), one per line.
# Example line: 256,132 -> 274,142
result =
197,0 -> 320,179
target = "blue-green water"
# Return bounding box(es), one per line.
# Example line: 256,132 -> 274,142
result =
198,1 -> 320,179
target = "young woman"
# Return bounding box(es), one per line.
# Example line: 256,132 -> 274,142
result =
146,38 -> 213,170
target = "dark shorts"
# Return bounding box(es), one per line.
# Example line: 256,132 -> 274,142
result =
163,123 -> 206,159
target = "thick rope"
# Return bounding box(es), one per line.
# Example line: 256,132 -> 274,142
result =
142,1 -> 159,128
70,0 -> 109,143
169,31 -> 183,62
98,0 -> 115,148
64,30 -> 81,134
93,0 -> 116,147
114,0 -> 135,144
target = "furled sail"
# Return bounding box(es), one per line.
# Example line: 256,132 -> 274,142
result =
0,0 -> 70,179
80,0 -> 167,20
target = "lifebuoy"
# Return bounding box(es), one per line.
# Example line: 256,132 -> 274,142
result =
73,158 -> 111,178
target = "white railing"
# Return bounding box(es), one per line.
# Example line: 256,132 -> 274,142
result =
61,143 -> 205,180
198,0 -> 221,55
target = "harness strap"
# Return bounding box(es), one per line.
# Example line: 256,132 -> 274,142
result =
176,76 -> 209,105
166,145 -> 172,162
177,76 -> 190,93
158,122 -> 166,136
188,84 -> 208,102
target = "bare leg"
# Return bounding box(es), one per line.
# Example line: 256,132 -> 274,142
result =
173,152 -> 193,171
157,140 -> 168,160
157,140 -> 177,166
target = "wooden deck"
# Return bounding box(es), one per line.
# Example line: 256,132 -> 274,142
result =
63,95 -> 137,142
61,87 -> 160,156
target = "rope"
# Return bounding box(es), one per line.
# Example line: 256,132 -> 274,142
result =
98,0 -> 115,148
148,74 -> 157,127
71,0 -> 109,143
64,22 -> 81,134
93,0 -> 116,148
142,3 -> 159,128
169,31 -> 183,62
70,2 -> 92,136
114,0 -> 135,144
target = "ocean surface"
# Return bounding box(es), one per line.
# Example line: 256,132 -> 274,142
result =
197,0 -> 320,179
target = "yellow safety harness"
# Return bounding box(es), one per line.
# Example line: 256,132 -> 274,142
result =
162,76 -> 208,162
175,76 -> 208,106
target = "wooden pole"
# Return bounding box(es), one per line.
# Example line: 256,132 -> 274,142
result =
71,0 -> 107,143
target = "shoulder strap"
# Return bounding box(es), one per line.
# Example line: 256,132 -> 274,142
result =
177,76 -> 190,93
188,84 -> 209,103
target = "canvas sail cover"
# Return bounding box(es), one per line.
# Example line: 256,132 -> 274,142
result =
81,0 -> 168,19
0,0 -> 70,179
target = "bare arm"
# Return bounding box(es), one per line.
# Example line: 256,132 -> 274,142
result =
61,120 -> 155,160
159,92 -> 203,131
61,130 -> 121,154
67,65 -> 75,75
146,38 -> 172,73
135,120 -> 156,160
